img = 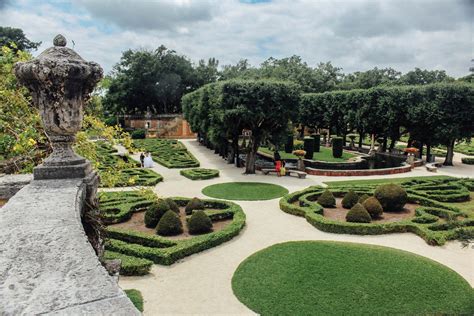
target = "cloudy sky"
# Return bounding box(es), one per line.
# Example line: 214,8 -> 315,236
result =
0,0 -> 472,77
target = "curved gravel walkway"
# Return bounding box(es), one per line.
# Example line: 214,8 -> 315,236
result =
117,139 -> 474,315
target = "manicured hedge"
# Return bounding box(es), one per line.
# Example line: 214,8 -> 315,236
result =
95,141 -> 163,187
332,137 -> 343,158
124,289 -> 144,312
133,138 -> 200,168
103,195 -> 246,265
99,191 -> 154,224
103,250 -> 153,276
461,157 -> 474,165
303,137 -> 315,159
279,177 -> 474,245
180,168 -> 219,180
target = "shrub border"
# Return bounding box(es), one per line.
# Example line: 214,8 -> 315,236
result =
180,168 -> 220,180
105,197 -> 246,265
279,180 -> 474,245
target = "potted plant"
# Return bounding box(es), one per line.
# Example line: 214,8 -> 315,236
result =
293,149 -> 306,171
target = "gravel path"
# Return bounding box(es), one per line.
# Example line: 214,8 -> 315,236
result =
117,139 -> 474,315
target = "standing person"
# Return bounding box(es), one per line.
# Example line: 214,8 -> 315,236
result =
140,152 -> 145,168
280,160 -> 286,176
144,152 -> 154,168
274,150 -> 282,177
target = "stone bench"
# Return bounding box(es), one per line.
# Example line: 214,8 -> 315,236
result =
426,162 -> 442,172
261,168 -> 307,179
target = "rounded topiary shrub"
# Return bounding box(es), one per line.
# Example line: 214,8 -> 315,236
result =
374,184 -> 407,212
317,189 -> 336,208
188,210 -> 212,235
342,190 -> 359,209
185,197 -> 205,215
346,203 -> 371,223
144,199 -> 170,228
332,137 -> 343,158
363,197 -> 383,219
131,128 -> 146,139
165,198 -> 180,213
156,210 -> 183,236
358,194 -> 370,204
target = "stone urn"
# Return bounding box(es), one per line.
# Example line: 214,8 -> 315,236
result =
15,35 -> 103,179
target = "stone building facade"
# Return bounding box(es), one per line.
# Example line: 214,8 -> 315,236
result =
123,113 -> 196,138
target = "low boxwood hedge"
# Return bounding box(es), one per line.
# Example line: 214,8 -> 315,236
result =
180,168 -> 219,180
133,139 -> 199,168
103,194 -> 246,265
99,191 -> 155,224
461,157 -> 474,165
103,250 -> 153,276
279,177 -> 474,245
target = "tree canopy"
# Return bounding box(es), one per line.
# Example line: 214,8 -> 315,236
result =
0,26 -> 41,52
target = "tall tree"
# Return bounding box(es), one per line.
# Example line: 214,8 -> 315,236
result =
0,26 -> 41,52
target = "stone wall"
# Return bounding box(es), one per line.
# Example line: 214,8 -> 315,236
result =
0,174 -> 32,199
0,179 -> 139,315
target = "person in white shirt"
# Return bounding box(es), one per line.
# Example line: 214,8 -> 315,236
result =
143,152 -> 154,168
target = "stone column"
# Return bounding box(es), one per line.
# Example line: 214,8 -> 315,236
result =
14,34 -> 103,181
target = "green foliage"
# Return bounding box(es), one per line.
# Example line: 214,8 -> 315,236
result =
131,129 -> 146,139
185,197 -> 205,215
0,26 -> 41,52
182,79 -> 300,173
358,194 -> 370,204
346,203 -> 371,223
341,190 -> 359,209
279,177 -> 474,246
374,184 -> 407,212
232,241 -> 474,315
317,189 -> 336,207
124,289 -> 144,312
104,45 -> 209,115
258,146 -> 355,162
363,197 -> 384,218
133,139 -> 199,168
180,168 -> 219,180
103,251 -> 152,276
332,137 -> 343,158
104,195 -> 246,265
188,210 -> 213,235
156,210 -> 183,236
461,157 -> 474,165
144,199 -> 170,228
202,182 -> 289,201
165,198 -> 180,213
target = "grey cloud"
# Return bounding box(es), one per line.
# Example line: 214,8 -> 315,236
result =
79,0 -> 215,31
331,0 -> 472,38
0,0 -> 10,10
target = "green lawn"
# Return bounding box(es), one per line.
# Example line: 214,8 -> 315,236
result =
232,241 -> 474,315
259,146 -> 356,162
202,182 -> 288,200
125,289 -> 144,312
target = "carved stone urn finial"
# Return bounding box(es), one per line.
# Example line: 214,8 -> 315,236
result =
14,35 -> 103,179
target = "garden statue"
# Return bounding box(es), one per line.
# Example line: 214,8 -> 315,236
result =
14,34 -> 103,180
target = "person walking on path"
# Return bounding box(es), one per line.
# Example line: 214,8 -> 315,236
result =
140,152 -> 145,168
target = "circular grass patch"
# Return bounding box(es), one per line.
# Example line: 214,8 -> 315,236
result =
232,241 -> 474,315
202,182 -> 288,201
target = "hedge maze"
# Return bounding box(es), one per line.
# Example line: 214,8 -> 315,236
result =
95,141 -> 163,187
99,192 -> 246,267
180,168 -> 219,180
133,139 -> 200,168
280,177 -> 474,245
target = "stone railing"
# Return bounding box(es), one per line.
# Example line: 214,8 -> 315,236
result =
0,178 -> 139,314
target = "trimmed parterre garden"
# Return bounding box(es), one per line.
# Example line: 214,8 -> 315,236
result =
232,241 -> 474,315
280,176 -> 474,245
133,138 -> 199,168
99,191 -> 246,269
180,168 -> 219,180
95,141 -> 163,187
202,182 -> 289,201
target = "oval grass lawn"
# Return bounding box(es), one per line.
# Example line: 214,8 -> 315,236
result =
202,182 -> 288,201
232,241 -> 474,315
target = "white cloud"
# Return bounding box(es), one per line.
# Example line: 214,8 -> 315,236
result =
0,0 -> 471,77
